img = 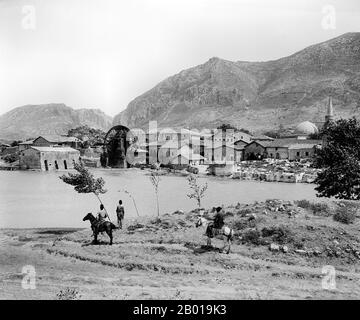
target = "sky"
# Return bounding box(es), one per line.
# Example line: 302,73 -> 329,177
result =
0,0 -> 359,117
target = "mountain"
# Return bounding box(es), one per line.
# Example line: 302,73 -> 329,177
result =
113,33 -> 360,132
0,103 -> 113,140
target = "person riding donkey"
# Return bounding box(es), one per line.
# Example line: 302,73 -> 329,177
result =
206,206 -> 224,239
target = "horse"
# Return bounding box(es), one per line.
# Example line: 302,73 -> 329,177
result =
195,216 -> 234,254
83,213 -> 117,245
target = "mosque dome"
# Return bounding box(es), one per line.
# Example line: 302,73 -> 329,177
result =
295,121 -> 319,135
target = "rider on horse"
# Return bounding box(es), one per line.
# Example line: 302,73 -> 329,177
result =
95,204 -> 109,233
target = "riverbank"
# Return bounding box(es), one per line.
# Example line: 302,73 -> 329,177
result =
1,199 -> 359,299
151,160 -> 320,184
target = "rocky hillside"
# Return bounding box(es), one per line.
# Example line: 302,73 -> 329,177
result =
0,104 -> 112,140
114,33 -> 360,132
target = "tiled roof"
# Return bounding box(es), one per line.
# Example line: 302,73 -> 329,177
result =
175,153 -> 205,160
288,143 -> 321,150
19,140 -> 34,145
30,146 -> 80,153
245,140 -> 270,148
35,135 -> 80,143
139,141 -> 162,147
160,139 -> 189,149
204,142 -> 237,149
265,138 -> 322,148
251,135 -> 274,141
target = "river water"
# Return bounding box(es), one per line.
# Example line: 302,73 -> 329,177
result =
0,169 -> 318,228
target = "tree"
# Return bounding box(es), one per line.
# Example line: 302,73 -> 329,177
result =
10,140 -> 23,147
67,125 -> 106,147
216,124 -> 252,135
118,189 -> 140,217
149,172 -> 161,217
314,117 -> 360,200
263,130 -> 280,139
217,124 -> 237,131
308,132 -> 323,140
186,174 -> 208,209
59,163 -> 110,217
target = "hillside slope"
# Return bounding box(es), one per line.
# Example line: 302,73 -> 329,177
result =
0,104 -> 113,140
114,33 -> 360,132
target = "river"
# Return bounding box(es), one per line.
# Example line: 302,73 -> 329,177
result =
0,169 -> 318,228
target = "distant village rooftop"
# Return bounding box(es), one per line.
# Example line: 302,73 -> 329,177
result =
30,146 -> 79,153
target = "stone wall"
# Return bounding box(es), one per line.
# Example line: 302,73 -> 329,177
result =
266,147 -> 288,159
20,148 -> 80,171
19,148 -> 41,170
288,148 -> 316,161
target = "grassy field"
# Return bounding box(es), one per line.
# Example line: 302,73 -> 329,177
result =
1,199 -> 360,300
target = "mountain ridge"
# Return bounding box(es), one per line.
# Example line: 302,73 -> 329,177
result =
0,103 -> 113,140
113,32 -> 360,132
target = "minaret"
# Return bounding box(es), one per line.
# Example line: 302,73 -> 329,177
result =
325,96 -> 334,124
322,96 -> 335,147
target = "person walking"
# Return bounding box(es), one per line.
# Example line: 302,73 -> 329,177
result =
116,200 -> 125,229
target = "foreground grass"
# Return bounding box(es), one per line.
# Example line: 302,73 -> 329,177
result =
1,199 -> 360,299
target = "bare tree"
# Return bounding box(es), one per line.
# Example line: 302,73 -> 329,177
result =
119,189 -> 140,217
186,174 -> 208,210
149,172 -> 161,217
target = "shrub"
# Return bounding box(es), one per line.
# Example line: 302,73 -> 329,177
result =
224,211 -> 234,217
261,225 -> 293,244
311,202 -> 331,216
333,207 -> 356,224
232,220 -> 249,230
338,200 -> 360,211
241,229 -> 261,245
296,199 -> 312,209
296,200 -> 331,216
237,208 -> 252,216
56,287 -> 81,300
2,153 -> 19,163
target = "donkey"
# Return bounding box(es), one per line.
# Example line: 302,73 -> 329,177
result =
195,216 -> 234,254
83,213 -> 117,245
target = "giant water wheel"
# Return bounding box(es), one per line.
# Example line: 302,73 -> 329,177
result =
102,125 -> 130,168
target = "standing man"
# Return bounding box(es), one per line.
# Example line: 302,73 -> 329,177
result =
116,200 -> 125,229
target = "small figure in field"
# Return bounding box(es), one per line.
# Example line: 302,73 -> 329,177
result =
116,200 -> 125,229
195,206 -> 234,254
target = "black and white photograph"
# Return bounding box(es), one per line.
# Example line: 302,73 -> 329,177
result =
1,0 -> 360,303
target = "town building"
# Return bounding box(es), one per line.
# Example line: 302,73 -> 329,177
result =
125,145 -> 147,165
244,140 -> 269,160
19,135 -> 81,151
250,135 -> 274,142
158,139 -> 184,164
19,146 -> 80,171
170,145 -> 205,166
18,140 -> 34,152
0,142 -> 11,153
204,142 -> 242,163
265,139 -> 322,160
294,121 -> 319,139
